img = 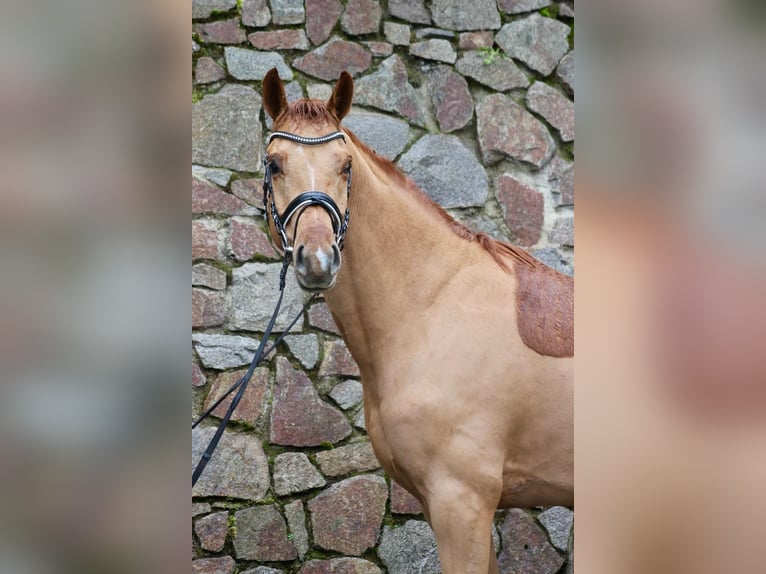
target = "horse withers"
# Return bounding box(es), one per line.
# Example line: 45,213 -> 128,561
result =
261,68 -> 574,574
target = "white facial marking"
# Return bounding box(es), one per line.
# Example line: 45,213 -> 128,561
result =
294,147 -> 315,189
315,246 -> 331,273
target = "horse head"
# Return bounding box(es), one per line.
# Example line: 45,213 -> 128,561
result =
262,68 -> 354,291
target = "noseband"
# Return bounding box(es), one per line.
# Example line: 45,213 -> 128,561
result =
262,130 -> 351,253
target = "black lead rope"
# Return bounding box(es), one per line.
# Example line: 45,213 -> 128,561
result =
193,254 -> 317,486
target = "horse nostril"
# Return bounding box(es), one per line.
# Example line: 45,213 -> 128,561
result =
294,245 -> 307,273
331,243 -> 341,273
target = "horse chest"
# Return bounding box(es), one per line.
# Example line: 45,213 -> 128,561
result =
363,389 -> 444,486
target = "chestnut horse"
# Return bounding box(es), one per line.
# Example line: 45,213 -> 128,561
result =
261,69 -> 573,574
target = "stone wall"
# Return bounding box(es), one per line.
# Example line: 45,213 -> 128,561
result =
192,1 -> 574,573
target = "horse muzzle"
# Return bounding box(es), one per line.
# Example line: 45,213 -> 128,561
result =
293,239 -> 341,291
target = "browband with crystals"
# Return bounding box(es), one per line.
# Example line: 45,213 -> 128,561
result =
267,131 -> 346,146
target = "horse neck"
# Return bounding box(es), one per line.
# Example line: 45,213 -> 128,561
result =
323,141 -> 475,374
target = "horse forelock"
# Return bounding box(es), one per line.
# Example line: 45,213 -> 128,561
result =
275,99 -> 341,130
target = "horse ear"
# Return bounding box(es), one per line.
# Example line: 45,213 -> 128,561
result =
327,71 -> 354,122
263,68 -> 288,120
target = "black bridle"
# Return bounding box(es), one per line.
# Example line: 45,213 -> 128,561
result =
193,129 -> 351,487
262,130 -> 351,253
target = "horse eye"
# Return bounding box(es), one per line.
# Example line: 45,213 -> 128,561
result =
343,161 -> 352,175
268,160 -> 281,175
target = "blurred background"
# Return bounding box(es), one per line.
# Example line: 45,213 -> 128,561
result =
0,0 -> 763,572
576,0 -> 765,572
0,0 -> 189,572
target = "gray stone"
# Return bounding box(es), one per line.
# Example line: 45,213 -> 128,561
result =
377,520 -> 440,574
315,441 -> 381,477
409,39 -> 456,64
556,50 -> 574,94
273,452 -> 326,496
193,286 -> 226,328
192,85 -> 262,172
301,559 -> 382,574
270,0 -> 305,24
532,247 -> 573,276
195,17 -> 246,44
496,14 -> 571,76
560,3 -> 574,18
195,57 -> 227,85
549,215 -> 574,247
192,177 -> 258,216
458,31 -> 494,50
193,0 -> 236,19
192,427 -> 270,500
241,568 -> 282,574
477,93 -> 555,167
306,0 -> 344,45
456,50 -> 529,92
193,39 -> 200,53
193,502 -> 212,516
319,339 -> 360,377
307,83 -> 332,100
340,0 -> 382,35
431,0 -> 501,31
527,81 -> 574,142
497,0 -> 551,14
398,135 -> 488,208
195,511 -> 229,552
228,262 -> 305,332
192,333 -> 261,370
365,41 -> 393,57
193,557 -> 236,574
284,334 -> 319,369
248,29 -> 310,50
309,475 -> 388,555
229,178 -> 261,205
354,55 -> 426,126
192,165 -> 232,187
193,219 -> 223,260
498,509 -> 564,574
224,48 -> 292,81
415,27 -> 455,39
384,22 -> 411,46
293,37 -> 372,81
204,367 -> 269,425
285,500 -> 309,558
549,157 -> 574,206
234,505 -> 297,561
343,111 -> 410,160
192,263 -> 227,290
271,357 -> 353,446
242,0 -> 271,27
388,0 -> 431,24
353,406 -> 366,430
329,379 -> 364,410
538,506 -> 574,551
427,65 -> 473,132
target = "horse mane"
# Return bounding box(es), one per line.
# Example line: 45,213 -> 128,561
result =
277,99 -> 539,272
342,131 -> 539,272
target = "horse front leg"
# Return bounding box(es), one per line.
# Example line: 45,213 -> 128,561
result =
423,480 -> 500,574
